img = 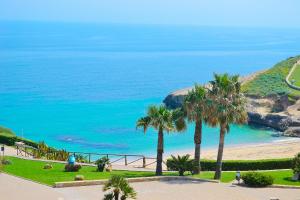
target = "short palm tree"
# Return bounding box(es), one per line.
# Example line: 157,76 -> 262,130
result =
184,84 -> 207,174
208,73 -> 248,180
168,154 -> 193,176
136,105 -> 186,175
103,175 -> 136,200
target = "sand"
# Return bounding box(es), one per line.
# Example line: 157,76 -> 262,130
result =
168,138 -> 300,160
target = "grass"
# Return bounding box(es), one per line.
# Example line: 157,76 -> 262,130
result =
242,55 -> 300,97
2,157 -> 300,186
0,126 -> 15,137
192,170 -> 300,186
192,171 -> 236,183
289,64 -> 300,87
2,157 -> 176,186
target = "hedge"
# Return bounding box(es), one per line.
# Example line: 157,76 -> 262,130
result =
200,159 -> 293,171
0,134 -> 38,148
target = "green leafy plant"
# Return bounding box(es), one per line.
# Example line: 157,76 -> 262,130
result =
242,172 -> 274,187
43,164 -> 53,169
103,175 -> 136,200
292,153 -> 300,175
96,157 -> 110,172
74,175 -> 85,181
166,154 -> 193,176
75,154 -> 89,163
64,164 -> 81,172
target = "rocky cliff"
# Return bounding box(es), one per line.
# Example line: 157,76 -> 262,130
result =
163,58 -> 300,137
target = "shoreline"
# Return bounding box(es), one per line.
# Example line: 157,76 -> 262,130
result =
166,137 -> 300,160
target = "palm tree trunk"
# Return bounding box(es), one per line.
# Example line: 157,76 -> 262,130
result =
114,190 -> 119,200
193,119 -> 202,174
214,123 -> 226,180
156,127 -> 164,176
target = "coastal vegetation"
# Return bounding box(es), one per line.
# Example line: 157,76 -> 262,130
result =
207,74 -> 248,179
2,156 -> 176,186
289,64 -> 300,87
241,172 -> 274,187
136,105 -> 186,176
166,154 -> 193,176
0,126 -> 38,148
2,156 -> 299,187
103,175 -> 137,200
183,84 -> 207,174
242,55 -> 300,97
167,157 -> 293,171
138,73 -> 248,179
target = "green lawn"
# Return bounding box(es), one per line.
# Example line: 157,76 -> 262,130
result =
192,170 -> 300,186
2,157 -> 176,186
2,157 -> 300,186
289,64 -> 300,87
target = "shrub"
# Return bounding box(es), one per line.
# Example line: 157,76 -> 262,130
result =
0,134 -> 38,148
95,157 -> 110,172
74,175 -> 84,181
200,158 -> 292,171
242,172 -> 274,187
75,154 -> 89,163
43,164 -> 53,169
292,153 -> 300,175
64,164 -> 81,172
1,159 -> 12,165
166,154 -> 193,176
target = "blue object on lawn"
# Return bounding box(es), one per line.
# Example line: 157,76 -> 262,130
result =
68,155 -> 76,165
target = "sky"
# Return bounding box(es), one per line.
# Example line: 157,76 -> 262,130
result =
1,0 -> 300,27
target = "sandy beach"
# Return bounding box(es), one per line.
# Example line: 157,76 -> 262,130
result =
168,138 -> 300,160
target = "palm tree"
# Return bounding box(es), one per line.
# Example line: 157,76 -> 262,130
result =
184,84 -> 207,174
208,73 -> 248,180
136,105 -> 186,176
167,154 -> 193,176
103,175 -> 136,200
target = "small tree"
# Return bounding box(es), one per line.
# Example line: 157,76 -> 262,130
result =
103,175 -> 136,200
292,153 -> 300,180
166,154 -> 193,176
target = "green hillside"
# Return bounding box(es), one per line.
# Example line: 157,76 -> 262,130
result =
242,56 -> 300,98
0,126 -> 15,137
289,64 -> 300,87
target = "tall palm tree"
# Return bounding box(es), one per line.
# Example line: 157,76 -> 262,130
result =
184,84 -> 207,174
136,105 -> 186,176
208,73 -> 248,180
103,175 -> 136,200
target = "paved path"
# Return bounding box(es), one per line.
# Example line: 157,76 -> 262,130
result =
1,173 -> 300,200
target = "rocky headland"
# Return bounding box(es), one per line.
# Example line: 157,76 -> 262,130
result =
163,56 -> 300,137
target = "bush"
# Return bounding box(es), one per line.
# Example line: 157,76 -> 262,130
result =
1,159 -> 12,165
292,153 -> 300,174
0,134 -> 38,148
166,154 -> 193,176
200,159 -> 292,171
74,175 -> 84,181
242,172 -> 274,187
64,164 -> 81,172
43,164 -> 53,169
95,157 -> 110,172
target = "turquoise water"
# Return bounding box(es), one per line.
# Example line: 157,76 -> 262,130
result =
1,21 -> 300,156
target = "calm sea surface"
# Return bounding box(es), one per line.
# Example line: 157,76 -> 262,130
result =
1,21 -> 300,155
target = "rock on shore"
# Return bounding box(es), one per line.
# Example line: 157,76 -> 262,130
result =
163,73 -> 300,136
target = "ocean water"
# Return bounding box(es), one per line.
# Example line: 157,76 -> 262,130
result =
1,21 -> 300,156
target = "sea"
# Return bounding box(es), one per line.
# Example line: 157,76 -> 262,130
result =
1,21 -> 300,156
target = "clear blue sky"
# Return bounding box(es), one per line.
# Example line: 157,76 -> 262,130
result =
1,0 -> 300,27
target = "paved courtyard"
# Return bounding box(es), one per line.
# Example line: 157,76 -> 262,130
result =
1,173 -> 300,200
